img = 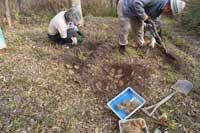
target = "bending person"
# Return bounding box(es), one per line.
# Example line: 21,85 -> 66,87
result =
48,8 -> 84,47
117,0 -> 186,54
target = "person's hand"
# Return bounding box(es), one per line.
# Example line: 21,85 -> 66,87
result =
71,37 -> 77,45
146,23 -> 153,29
144,18 -> 155,28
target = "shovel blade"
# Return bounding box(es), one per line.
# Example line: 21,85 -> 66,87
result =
161,48 -> 177,61
172,80 -> 193,95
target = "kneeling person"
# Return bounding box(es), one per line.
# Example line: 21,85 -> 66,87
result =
48,8 -> 84,47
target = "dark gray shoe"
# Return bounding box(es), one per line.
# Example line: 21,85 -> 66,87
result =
119,45 -> 126,55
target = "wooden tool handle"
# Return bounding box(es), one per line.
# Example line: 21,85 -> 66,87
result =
142,91 -> 177,116
150,91 -> 177,116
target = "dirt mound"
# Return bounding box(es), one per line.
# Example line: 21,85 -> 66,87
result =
79,62 -> 151,101
57,40 -> 151,102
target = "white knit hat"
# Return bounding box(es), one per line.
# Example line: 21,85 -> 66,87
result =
170,0 -> 186,16
64,8 -> 81,23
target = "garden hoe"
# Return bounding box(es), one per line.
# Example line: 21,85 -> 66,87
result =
142,80 -> 193,117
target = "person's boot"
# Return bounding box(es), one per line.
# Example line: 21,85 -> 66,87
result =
119,45 -> 126,55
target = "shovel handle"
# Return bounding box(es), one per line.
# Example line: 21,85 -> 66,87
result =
142,91 -> 177,116
149,23 -> 167,51
150,91 -> 177,116
143,103 -> 157,110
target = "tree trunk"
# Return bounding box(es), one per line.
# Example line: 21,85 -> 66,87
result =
111,0 -> 113,8
70,0 -> 84,26
16,0 -> 21,14
5,0 -> 12,28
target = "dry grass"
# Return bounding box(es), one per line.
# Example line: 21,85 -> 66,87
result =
0,16 -> 199,132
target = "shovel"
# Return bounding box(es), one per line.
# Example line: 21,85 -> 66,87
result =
149,22 -> 177,60
142,80 -> 193,117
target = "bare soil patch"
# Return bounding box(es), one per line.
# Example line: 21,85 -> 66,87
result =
0,16 -> 199,132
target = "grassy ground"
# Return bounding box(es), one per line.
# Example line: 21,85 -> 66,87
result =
0,15 -> 200,132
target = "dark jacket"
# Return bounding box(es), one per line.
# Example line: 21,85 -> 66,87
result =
122,0 -> 169,20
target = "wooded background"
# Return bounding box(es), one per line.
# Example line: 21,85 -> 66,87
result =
0,0 -> 199,34
0,0 -> 118,17
0,0 -> 199,132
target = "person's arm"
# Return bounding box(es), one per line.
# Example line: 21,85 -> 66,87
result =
57,28 -> 70,44
59,37 -> 73,44
133,0 -> 158,21
73,24 -> 84,38
57,25 -> 77,45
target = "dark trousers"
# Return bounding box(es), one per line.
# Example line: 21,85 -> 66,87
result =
48,34 -> 66,45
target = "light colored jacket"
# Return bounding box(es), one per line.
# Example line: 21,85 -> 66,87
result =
48,11 -> 69,38
122,0 -> 168,20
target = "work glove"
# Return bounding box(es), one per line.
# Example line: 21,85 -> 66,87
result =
71,37 -> 77,45
144,23 -> 152,30
144,37 -> 156,48
150,37 -> 156,48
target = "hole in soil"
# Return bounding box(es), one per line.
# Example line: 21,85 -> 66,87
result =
84,63 -> 151,101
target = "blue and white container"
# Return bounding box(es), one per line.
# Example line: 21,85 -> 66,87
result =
0,27 -> 7,49
107,87 -> 145,120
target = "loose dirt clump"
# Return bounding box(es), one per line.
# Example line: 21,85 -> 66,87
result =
78,62 -> 151,103
116,100 -> 139,114
120,119 -> 147,133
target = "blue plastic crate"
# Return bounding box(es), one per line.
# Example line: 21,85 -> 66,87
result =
0,27 -> 6,49
107,87 -> 145,120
